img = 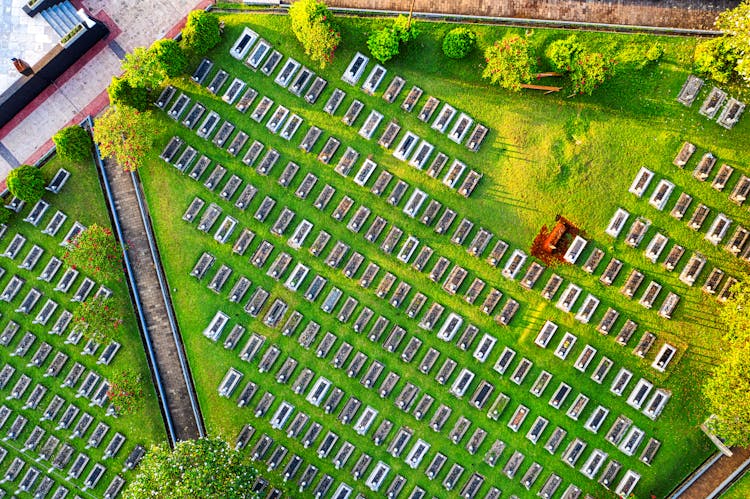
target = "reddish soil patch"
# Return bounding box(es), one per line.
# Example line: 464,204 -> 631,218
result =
531,215 -> 582,265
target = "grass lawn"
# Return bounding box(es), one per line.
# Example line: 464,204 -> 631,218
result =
724,470 -> 750,499
138,12 -> 749,498
0,153 -> 165,497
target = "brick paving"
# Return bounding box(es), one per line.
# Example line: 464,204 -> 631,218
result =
327,0 -> 736,30
103,158 -> 202,443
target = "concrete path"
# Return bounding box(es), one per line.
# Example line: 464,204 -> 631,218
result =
102,157 -> 203,443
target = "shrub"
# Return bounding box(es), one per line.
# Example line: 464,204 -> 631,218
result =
367,28 -> 401,64
107,370 -> 145,415
6,164 -> 45,202
0,207 -> 10,225
645,42 -> 664,62
570,52 -> 613,95
482,35 -> 536,92
73,295 -> 124,344
150,39 -> 188,77
289,0 -> 341,68
62,223 -> 122,281
181,10 -> 221,55
694,37 -> 739,84
107,76 -> 150,111
442,27 -> 476,59
546,35 -> 584,73
52,125 -> 92,163
392,14 -> 419,43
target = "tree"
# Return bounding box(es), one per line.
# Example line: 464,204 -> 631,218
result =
108,76 -> 150,111
289,0 -> 341,69
715,0 -> 750,83
93,106 -> 158,171
392,14 -> 419,43
53,125 -> 92,163
703,348 -> 750,447
442,27 -> 477,59
570,52 -> 613,95
367,27 -> 401,64
546,36 -> 584,73
123,437 -> 259,499
181,10 -> 221,55
703,278 -> 750,447
62,223 -> 122,282
482,35 -> 536,92
72,295 -> 123,343
694,37 -> 740,85
107,370 -> 146,415
149,39 -> 188,78
121,47 -> 167,89
6,165 -> 45,202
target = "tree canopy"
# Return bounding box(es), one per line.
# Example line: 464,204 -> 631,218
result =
123,437 -> 258,499
289,0 -> 341,68
107,370 -> 146,416
108,76 -> 151,111
482,35 -> 536,92
53,125 -> 92,163
367,15 -> 419,64
62,223 -> 122,282
93,106 -> 158,171
694,0 -> 750,85
73,295 -> 124,344
6,164 -> 45,203
442,27 -> 477,59
703,278 -> 750,447
181,10 -> 222,55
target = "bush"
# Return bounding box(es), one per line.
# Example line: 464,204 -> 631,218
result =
181,10 -> 221,55
392,14 -> 419,43
645,42 -> 664,62
62,223 -> 122,281
6,165 -> 45,202
546,35 -> 584,73
108,76 -> 150,111
442,27 -> 476,59
52,125 -> 92,163
289,0 -> 341,68
150,39 -> 188,77
570,52 -> 613,95
694,37 -> 739,84
482,35 -> 536,92
367,28 -> 401,64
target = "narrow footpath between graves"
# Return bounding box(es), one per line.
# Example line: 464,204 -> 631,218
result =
669,446 -> 750,499
98,155 -> 204,444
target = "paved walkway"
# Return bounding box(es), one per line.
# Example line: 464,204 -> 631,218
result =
672,447 -> 750,498
102,157 -> 202,443
327,0 -> 737,30
0,0 -> 211,179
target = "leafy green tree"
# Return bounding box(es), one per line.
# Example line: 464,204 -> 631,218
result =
107,76 -> 150,111
62,223 -> 122,282
107,370 -> 146,415
150,39 -> 188,78
704,348 -> 750,447
442,27 -> 477,59
123,437 -> 259,499
289,0 -> 341,68
703,278 -> 750,447
392,14 -> 419,43
570,52 -> 613,95
368,27 -> 401,64
52,125 -> 92,163
93,106 -> 158,171
181,10 -> 221,55
715,0 -> 750,83
694,37 -> 740,85
6,165 -> 45,202
73,295 -> 124,343
121,46 -> 167,89
546,35 -> 584,73
482,35 -> 536,92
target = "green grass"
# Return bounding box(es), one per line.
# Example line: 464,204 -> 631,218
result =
138,13 -> 749,498
723,470 -> 750,499
0,154 -> 165,497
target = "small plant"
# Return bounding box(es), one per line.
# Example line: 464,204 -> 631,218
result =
6,164 -> 45,202
442,27 -> 477,59
52,125 -> 92,163
645,42 -> 664,62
